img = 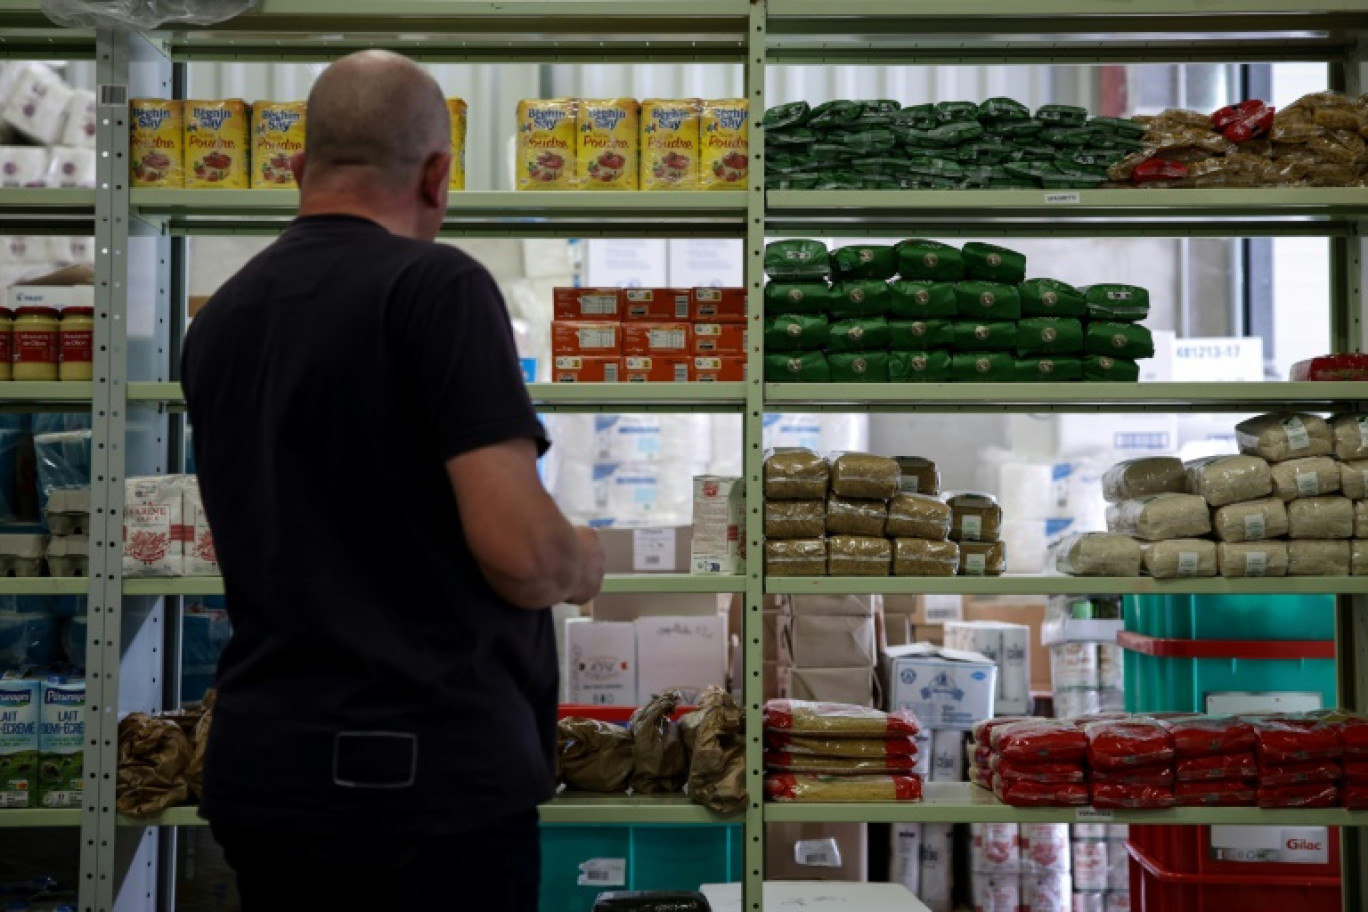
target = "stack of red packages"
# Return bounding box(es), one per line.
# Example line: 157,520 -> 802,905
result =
984,719 -> 1090,807
1162,716 -> 1257,806
1250,715 -> 1342,809
762,699 -> 925,802
1339,713 -> 1368,808
1083,717 -> 1176,809
969,716 -> 1035,790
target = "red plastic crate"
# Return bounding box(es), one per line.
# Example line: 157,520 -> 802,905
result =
558,703 -> 694,724
1128,836 -> 1340,912
1128,825 -> 1340,879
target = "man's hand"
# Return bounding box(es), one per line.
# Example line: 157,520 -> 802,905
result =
566,526 -> 605,605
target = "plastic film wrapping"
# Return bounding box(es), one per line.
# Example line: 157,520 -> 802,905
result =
886,493 -> 952,540
763,448 -> 829,500
1340,459 -> 1368,499
764,539 -> 828,577
764,500 -> 826,540
763,699 -> 921,737
1113,493 -> 1211,541
825,494 -> 888,536
959,540 -> 1006,577
1141,539 -> 1218,579
1353,540 -> 1368,576
1287,539 -> 1351,576
828,451 -> 900,499
1183,454 -> 1272,507
1287,496 -> 1354,539
1054,532 -> 1143,577
892,539 -> 960,576
947,492 -> 1003,543
764,772 -> 923,802
1217,541 -> 1290,578
1332,414 -> 1368,460
827,535 -> 893,576
1235,413 -> 1333,463
1270,456 -> 1341,501
1211,496 -> 1289,542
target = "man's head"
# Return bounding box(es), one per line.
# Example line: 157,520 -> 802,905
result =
295,50 -> 451,239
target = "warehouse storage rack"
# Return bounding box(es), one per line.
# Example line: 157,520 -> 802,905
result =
2,0 -> 1368,909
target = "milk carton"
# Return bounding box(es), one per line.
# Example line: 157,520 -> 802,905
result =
0,673 -> 39,808
690,475 -> 745,574
38,676 -> 82,808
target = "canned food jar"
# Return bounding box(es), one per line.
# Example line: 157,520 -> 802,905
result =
59,306 -> 94,381
12,306 -> 60,381
0,307 -> 13,381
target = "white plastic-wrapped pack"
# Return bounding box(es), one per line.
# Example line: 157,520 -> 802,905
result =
1287,540 -> 1350,576
1235,413 -> 1333,463
1021,824 -> 1071,874
1217,541 -> 1289,578
1113,494 -> 1211,541
1287,496 -> 1354,539
1054,533 -> 1142,577
1211,496 -> 1289,542
1331,414 -> 1368,461
1341,460 -> 1368,499
1021,872 -> 1072,912
970,823 -> 1020,875
1183,454 -> 1271,507
182,475 -> 219,577
123,475 -> 186,578
1101,457 -> 1186,504
1269,456 -> 1340,501
1141,539 -> 1218,578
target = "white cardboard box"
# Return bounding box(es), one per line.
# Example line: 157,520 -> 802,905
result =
634,614 -> 727,704
691,476 -> 745,574
881,644 -> 997,731
701,881 -> 929,912
8,283 -> 94,310
564,619 -> 637,706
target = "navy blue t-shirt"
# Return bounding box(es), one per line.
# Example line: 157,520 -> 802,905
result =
182,215 -> 556,835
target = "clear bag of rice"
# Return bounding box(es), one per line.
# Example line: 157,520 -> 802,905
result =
1141,539 -> 1218,579
959,540 -> 1006,577
895,456 -> 940,496
1340,460 -> 1368,499
825,494 -> 888,536
1331,414 -> 1368,461
764,448 -> 829,500
1235,413 -> 1333,463
1218,541 -> 1289,578
892,538 -> 960,576
1055,532 -> 1143,577
1287,539 -> 1350,576
1102,457 -> 1188,504
828,451 -> 900,500
946,491 -> 1003,543
1353,540 -> 1368,576
1356,500 -> 1368,538
765,539 -> 828,577
1184,455 -> 1272,507
1211,496 -> 1289,542
764,500 -> 826,539
1287,496 -> 1354,539
827,535 -> 893,576
1113,493 -> 1212,541
1270,456 -> 1341,501
886,493 -> 952,540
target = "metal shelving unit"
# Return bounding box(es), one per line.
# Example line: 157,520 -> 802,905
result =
766,576 -> 1368,597
123,573 -> 745,597
0,578 -> 92,595
0,809 -> 84,828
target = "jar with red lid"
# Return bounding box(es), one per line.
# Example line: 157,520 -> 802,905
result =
59,306 -> 94,381
12,306 -> 59,381
0,307 -> 13,381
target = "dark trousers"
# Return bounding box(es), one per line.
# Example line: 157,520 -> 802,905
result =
211,810 -> 541,911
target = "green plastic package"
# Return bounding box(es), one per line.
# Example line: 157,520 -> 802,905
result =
862,99 -> 902,115
836,129 -> 897,154
953,281 -> 1022,320
1004,162 -> 1056,183
1041,173 -> 1107,189
764,281 -> 834,316
1088,116 -> 1148,140
765,351 -> 831,382
962,242 -> 1027,284
1041,127 -> 1093,148
1083,284 -> 1150,321
935,101 -> 980,123
765,239 -> 830,280
807,100 -> 863,129
895,240 -> 964,281
852,156 -> 910,174
1086,321 -> 1155,359
765,315 -> 829,352
829,280 -> 892,318
833,244 -> 899,280
765,174 -> 820,190
1016,317 -> 1085,355
978,97 -> 1032,122
989,120 -> 1044,140
961,142 -> 1015,164
898,176 -> 960,190
950,352 -> 1015,382
763,101 -> 812,130
893,104 -> 937,130
766,128 -> 817,147
951,321 -> 1018,352
1083,355 -> 1141,382
861,177 -> 902,190
888,280 -> 957,319
1020,278 -> 1086,318
828,317 -> 891,353
889,319 -> 954,349
1016,357 -> 1083,382
889,350 -> 952,383
899,122 -> 985,149
814,173 -> 865,190
1087,134 -> 1147,152
828,351 -> 890,382
1036,104 -> 1089,127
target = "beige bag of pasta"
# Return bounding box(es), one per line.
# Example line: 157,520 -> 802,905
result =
1184,455 -> 1271,507
1103,457 -> 1187,503
1341,460 -> 1368,499
1269,457 -> 1340,501
764,447 -> 830,499
1235,413 -> 1333,463
828,452 -> 900,500
1055,532 -> 1142,577
1141,539 -> 1218,579
1218,541 -> 1289,578
1113,493 -> 1211,540
1211,496 -> 1289,542
886,493 -> 952,540
1288,540 -> 1350,576
825,494 -> 888,536
1332,414 -> 1368,460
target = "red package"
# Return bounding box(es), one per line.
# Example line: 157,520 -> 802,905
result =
1257,783 -> 1339,809
1290,354 -> 1368,382
1162,717 -> 1256,758
1146,711 -> 1204,722
1085,718 -> 1175,769
973,745 -> 993,767
993,775 -> 1090,807
763,700 -> 921,737
1068,713 -> 1131,729
1343,759 -> 1368,781
1092,763 -> 1174,788
1258,759 -> 1342,788
1176,752 -> 1258,782
764,731 -> 920,756
1090,781 -> 1176,809
1344,783 -> 1368,809
1211,99 -> 1266,131
764,773 -> 924,802
1336,714 -> 1368,756
1132,158 -> 1189,184
1175,780 -> 1257,807
763,750 -> 917,774
990,754 -> 1087,784
1253,718 -> 1342,763
971,765 -> 994,790
974,716 -> 1038,747
993,720 -> 1089,764
1221,102 -> 1275,143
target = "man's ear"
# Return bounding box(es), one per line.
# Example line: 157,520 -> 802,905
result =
290,151 -> 307,186
420,151 -> 452,207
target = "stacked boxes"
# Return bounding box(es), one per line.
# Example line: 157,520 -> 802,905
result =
551,286 -> 747,383
564,615 -> 728,706
776,595 -> 879,708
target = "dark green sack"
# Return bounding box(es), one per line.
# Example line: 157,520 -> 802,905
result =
832,244 -> 899,280
1088,116 -> 1148,139
828,351 -> 890,383
1082,355 -> 1140,382
935,101 -> 980,123
763,101 -> 812,130
978,97 -> 1032,122
951,321 -> 1018,352
950,352 -> 1015,382
829,280 -> 892,318
764,281 -> 834,316
953,281 -> 1022,320
1016,317 -> 1085,355
1041,126 -> 1093,148
766,128 -> 817,147
835,129 -> 897,154
889,319 -> 954,350
1036,104 -> 1089,127
889,350 -> 952,383
765,239 -> 830,280
862,99 -> 902,115
895,240 -> 964,281
961,142 -> 1015,164
807,100 -> 863,129
899,122 -> 985,149
1041,173 -> 1108,189
1086,322 -> 1155,359
892,104 -> 937,130
888,280 -> 957,319
765,315 -> 829,352
1016,357 -> 1083,381
852,156 -> 911,174
989,120 -> 1045,140
828,317 -> 891,353
1083,284 -> 1150,321
962,242 -> 1027,284
1020,278 -> 1086,318
765,351 -> 831,382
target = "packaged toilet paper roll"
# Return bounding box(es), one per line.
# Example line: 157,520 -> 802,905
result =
1021,823 -> 1072,873
889,823 -> 922,895
931,729 -> 967,782
1021,871 -> 1073,912
920,823 -> 955,912
1071,839 -> 1109,892
971,822 -> 1021,875
1051,643 -> 1100,689
971,874 -> 1021,912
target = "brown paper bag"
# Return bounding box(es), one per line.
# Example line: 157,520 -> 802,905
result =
629,690 -> 688,794
116,713 -> 192,817
556,717 -> 634,792
680,686 -> 747,813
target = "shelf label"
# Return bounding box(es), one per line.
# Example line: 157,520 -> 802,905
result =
633,527 -> 678,572
1075,808 -> 1114,822
1171,336 -> 1264,382
1044,192 -> 1081,204
577,858 -> 627,887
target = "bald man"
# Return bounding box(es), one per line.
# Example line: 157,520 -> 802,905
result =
182,51 -> 603,910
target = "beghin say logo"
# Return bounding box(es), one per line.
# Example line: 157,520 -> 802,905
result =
587,107 -> 628,131
713,107 -> 748,130
135,107 -> 173,130
192,107 -> 234,130
260,109 -> 301,132
528,107 -> 569,131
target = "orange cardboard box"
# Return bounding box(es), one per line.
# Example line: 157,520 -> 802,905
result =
690,287 -> 747,323
623,355 -> 692,382
552,320 -> 622,356
553,287 -> 621,321
553,355 -> 621,382
622,288 -> 691,321
692,322 -> 748,355
693,356 -> 745,382
622,321 -> 692,356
